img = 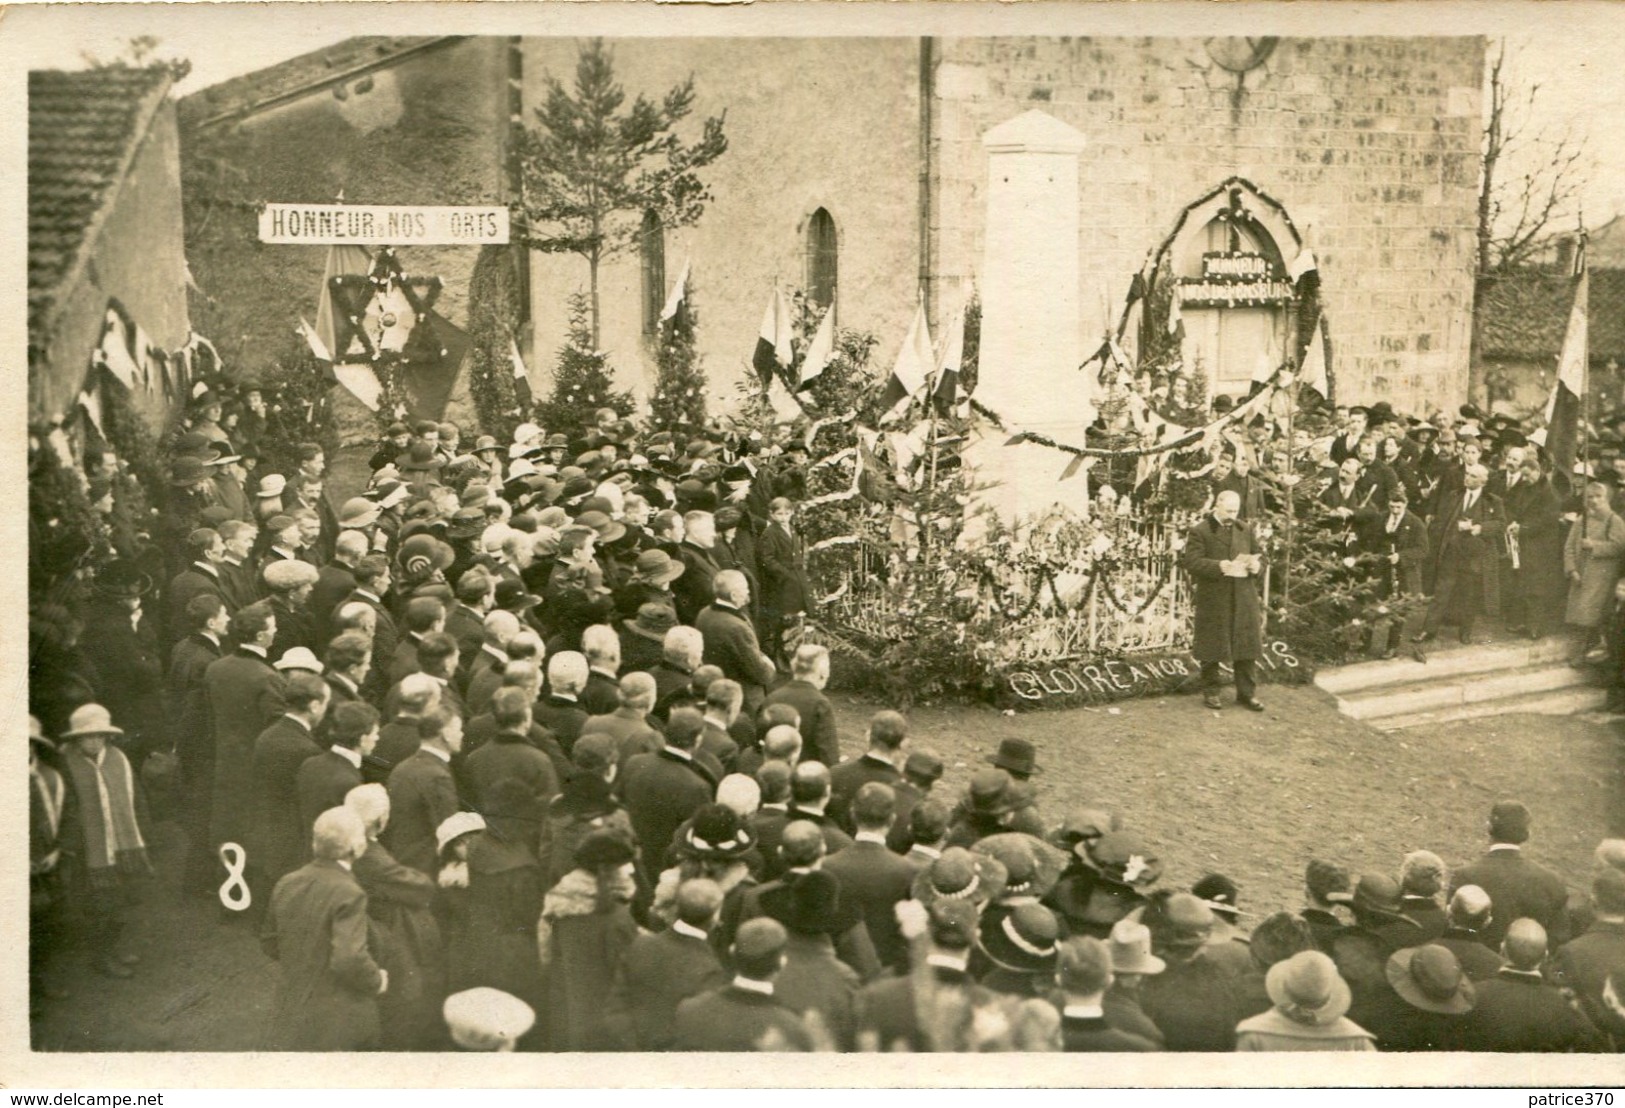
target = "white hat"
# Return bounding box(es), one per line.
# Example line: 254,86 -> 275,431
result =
274,646 -> 324,673
256,474 -> 287,499
513,422 -> 543,446
443,987 -> 534,1050
436,811 -> 486,855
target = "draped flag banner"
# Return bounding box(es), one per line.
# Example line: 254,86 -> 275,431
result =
1542,238 -> 1588,483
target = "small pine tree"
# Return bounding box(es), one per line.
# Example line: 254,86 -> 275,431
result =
536,293 -> 634,441
648,283 -> 706,434
465,245 -> 528,441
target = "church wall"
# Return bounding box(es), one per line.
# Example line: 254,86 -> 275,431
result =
521,37 -> 923,406
930,36 -> 1485,416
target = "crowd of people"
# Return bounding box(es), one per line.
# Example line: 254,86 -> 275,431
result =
26,385 -> 1625,1052
1194,398 -> 1625,687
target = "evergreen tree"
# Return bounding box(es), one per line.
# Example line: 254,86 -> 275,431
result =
648,282 -> 706,433
536,293 -> 634,441
517,39 -> 728,347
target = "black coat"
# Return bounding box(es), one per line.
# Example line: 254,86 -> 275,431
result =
1457,970 -> 1605,1052
673,984 -> 810,1051
604,926 -> 729,1050
762,680 -> 841,769
757,521 -> 810,615
620,749 -> 714,878
1180,515 -> 1265,664
1450,848 -> 1569,947
672,542 -> 722,625
695,604 -> 777,702
295,749 -> 363,851
250,716 -> 323,889
822,839 -> 916,972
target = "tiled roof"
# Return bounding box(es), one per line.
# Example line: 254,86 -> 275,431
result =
29,66 -> 172,336
179,37 -> 457,129
1476,266 -> 1625,364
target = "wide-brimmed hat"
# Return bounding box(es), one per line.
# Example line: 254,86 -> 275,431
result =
94,559 -> 153,598
760,870 -> 860,935
625,602 -> 679,643
436,811 -> 487,855
505,459 -> 539,486
1267,950 -> 1353,1026
62,703 -> 124,740
987,737 -> 1042,777
274,646 -> 324,673
338,497 -> 382,529
28,716 -> 55,751
911,846 -> 1008,907
493,578 -> 541,612
544,433 -> 570,450
1386,944 -> 1475,1015
1366,401 -> 1398,427
1107,919 -> 1166,976
256,473 -> 288,499
632,548 -> 685,585
558,476 -> 597,505
1351,872 -> 1408,918
1147,892 -> 1215,952
169,456 -> 212,488
977,903 -> 1061,974
1088,831 -> 1163,890
965,768 -> 1034,816
973,833 -> 1066,901
681,804 -> 756,861
473,435 -> 502,455
398,441 -> 444,473
575,510 -> 626,545
1051,807 -> 1119,855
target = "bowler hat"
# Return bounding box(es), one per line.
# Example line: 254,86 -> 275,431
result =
1267,950 -> 1354,1026
987,737 -> 1042,778
759,870 -> 860,936
965,768 -> 1033,816
977,903 -> 1060,974
1387,944 -> 1475,1014
632,548 -> 685,585
398,441 -> 444,473
61,703 -> 124,740
624,603 -> 679,644
169,456 -> 212,488
493,579 -> 540,612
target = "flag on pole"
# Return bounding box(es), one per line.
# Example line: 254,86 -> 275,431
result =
314,244 -> 376,361
1288,245 -> 1319,283
752,287 -> 795,387
766,373 -> 804,422
332,366 -> 383,412
1298,315 -> 1329,400
932,301 -> 965,416
509,332 -> 532,407
660,257 -> 690,326
798,303 -> 836,391
1543,238 -> 1589,483
880,297 -> 934,424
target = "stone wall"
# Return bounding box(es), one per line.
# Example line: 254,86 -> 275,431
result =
181,37 -> 509,384
520,37 -> 923,405
930,36 -> 1485,414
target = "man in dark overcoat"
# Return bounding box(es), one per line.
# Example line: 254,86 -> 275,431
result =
696,570 -> 778,718
603,876 -> 730,1050
757,497 -> 811,665
169,593 -> 227,896
260,806 -> 386,1050
619,708 -> 715,882
1364,486 -> 1429,658
1418,463 -> 1505,644
763,644 -> 841,769
672,918 -> 811,1051
250,674 -> 330,898
383,707 -> 464,876
205,602 -> 288,861
1180,491 -> 1266,711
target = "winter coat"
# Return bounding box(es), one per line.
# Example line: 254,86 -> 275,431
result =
205,649 -> 287,850
260,859 -> 384,1051
536,868 -> 640,1050
1564,509 -> 1625,627
464,827 -> 545,1008
352,838 -> 445,1051
1180,515 -> 1265,664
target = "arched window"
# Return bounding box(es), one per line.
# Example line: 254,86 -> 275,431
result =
640,209 -> 665,336
806,208 -> 838,317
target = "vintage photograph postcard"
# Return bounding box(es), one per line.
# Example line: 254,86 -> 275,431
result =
5,0 -> 1625,1089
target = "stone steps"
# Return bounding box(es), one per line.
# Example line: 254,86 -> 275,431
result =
1315,638 -> 1605,731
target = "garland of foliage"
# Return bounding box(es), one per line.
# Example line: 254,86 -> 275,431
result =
648,280 -> 707,433
535,293 -> 634,441
253,343 -> 339,476
27,430 -> 103,605
465,245 -> 528,440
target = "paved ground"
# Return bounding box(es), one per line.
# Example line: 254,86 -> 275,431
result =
31,685 -> 1624,1051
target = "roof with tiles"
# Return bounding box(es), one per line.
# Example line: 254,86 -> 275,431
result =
28,66 -> 173,337
1476,266 -> 1625,365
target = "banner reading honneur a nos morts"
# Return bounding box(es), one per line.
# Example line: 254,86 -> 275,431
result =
259,204 -> 510,245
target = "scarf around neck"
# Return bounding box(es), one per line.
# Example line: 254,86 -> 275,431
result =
63,746 -> 149,878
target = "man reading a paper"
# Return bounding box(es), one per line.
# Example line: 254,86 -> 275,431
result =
1181,491 -> 1267,712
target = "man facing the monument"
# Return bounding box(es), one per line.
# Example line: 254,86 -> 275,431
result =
1180,490 -> 1265,712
